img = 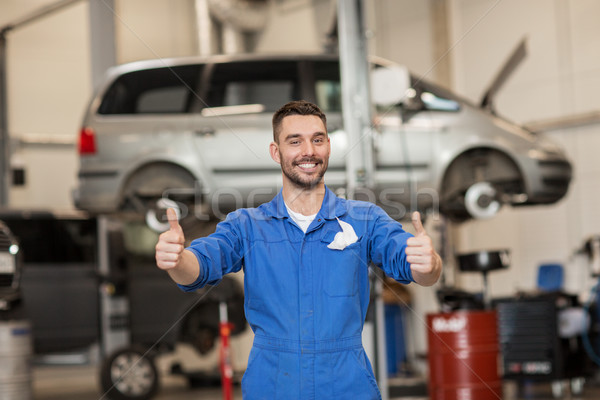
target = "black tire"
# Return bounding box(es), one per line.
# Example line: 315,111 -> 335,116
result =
120,163 -> 200,228
440,148 -> 522,222
463,181 -> 501,219
100,346 -> 159,400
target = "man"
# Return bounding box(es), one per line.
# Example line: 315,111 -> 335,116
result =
155,100 -> 442,399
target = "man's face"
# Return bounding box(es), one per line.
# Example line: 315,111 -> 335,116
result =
270,115 -> 330,189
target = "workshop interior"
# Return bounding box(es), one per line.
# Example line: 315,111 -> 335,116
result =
1,1 -> 600,399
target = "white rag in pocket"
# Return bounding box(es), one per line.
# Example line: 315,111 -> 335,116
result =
327,218 -> 358,250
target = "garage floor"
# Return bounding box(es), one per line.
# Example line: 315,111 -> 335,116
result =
32,364 -> 600,400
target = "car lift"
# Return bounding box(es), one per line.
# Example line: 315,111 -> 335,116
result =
336,0 -> 390,398
97,215 -> 131,359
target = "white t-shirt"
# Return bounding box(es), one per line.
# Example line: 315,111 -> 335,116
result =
285,203 -> 317,233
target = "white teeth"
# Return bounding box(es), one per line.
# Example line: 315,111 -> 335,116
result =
298,163 -> 317,169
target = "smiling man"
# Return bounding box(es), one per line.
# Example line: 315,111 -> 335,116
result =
272,111 -> 329,189
155,100 -> 442,400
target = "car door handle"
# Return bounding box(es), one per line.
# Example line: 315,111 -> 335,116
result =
195,127 -> 215,137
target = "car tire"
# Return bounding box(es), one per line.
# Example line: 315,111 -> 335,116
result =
145,198 -> 182,233
440,148 -> 522,222
464,181 -> 502,219
121,163 -> 202,231
100,346 -> 159,400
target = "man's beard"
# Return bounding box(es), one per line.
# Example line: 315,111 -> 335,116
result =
280,154 -> 328,189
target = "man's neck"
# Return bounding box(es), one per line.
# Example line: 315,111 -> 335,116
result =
282,182 -> 326,216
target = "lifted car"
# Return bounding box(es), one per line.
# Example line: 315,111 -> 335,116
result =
73,52 -> 571,225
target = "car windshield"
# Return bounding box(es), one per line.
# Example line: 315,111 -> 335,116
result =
411,77 -> 461,112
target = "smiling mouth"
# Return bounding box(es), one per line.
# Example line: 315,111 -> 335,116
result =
297,163 -> 318,170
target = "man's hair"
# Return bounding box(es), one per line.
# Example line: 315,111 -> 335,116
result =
272,100 -> 327,143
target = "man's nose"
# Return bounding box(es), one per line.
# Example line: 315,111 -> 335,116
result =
300,141 -> 315,156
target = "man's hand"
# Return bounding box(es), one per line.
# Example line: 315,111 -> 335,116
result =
406,211 -> 442,286
155,208 -> 185,271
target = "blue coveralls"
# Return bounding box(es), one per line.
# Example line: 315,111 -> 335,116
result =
180,187 -> 415,399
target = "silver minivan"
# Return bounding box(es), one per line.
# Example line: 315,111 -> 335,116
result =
73,53 -> 572,225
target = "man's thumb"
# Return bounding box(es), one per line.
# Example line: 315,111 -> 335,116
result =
411,211 -> 426,236
167,208 -> 182,232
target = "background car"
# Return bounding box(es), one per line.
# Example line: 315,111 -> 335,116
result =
73,53 -> 572,225
0,218 -> 22,312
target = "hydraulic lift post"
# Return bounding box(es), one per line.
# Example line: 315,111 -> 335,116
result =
97,215 -> 130,358
337,1 -> 389,399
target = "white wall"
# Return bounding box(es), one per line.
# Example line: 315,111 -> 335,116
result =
369,0 -> 436,79
2,0 -> 91,209
114,0 -> 197,63
254,0 -> 325,53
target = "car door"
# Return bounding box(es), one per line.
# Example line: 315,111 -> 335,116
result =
374,111 -> 433,216
189,59 -> 304,213
92,63 -> 205,175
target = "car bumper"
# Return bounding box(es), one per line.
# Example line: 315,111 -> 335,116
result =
73,171 -> 121,213
523,158 -> 572,204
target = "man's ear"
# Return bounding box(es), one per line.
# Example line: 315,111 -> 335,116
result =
269,142 -> 281,164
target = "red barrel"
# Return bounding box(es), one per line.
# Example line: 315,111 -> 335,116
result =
427,310 -> 502,400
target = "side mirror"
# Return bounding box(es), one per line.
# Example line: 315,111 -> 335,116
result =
370,65 -> 411,106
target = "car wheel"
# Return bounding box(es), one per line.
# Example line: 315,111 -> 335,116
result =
100,346 -> 159,400
464,181 -> 501,219
145,198 -> 182,232
121,163 -> 201,231
440,148 -> 522,222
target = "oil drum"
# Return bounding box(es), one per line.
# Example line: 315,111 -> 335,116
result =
427,310 -> 502,400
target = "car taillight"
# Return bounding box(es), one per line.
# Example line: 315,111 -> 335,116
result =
78,127 -> 96,155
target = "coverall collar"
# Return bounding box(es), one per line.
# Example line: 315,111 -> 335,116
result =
265,185 -> 346,221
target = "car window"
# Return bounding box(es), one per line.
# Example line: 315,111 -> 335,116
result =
98,64 -> 203,115
419,90 -> 460,112
203,61 -> 300,112
413,79 -> 460,112
137,86 -> 189,113
224,81 -> 292,109
314,61 -> 342,112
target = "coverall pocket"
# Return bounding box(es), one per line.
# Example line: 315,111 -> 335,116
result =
325,349 -> 381,399
242,347 -> 275,399
321,239 -> 362,297
242,347 -> 299,400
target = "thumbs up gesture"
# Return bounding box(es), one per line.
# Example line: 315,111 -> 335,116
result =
155,208 -> 185,271
406,211 -> 442,286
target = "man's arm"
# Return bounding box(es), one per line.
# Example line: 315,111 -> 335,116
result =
155,208 -> 201,285
405,211 -> 442,286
